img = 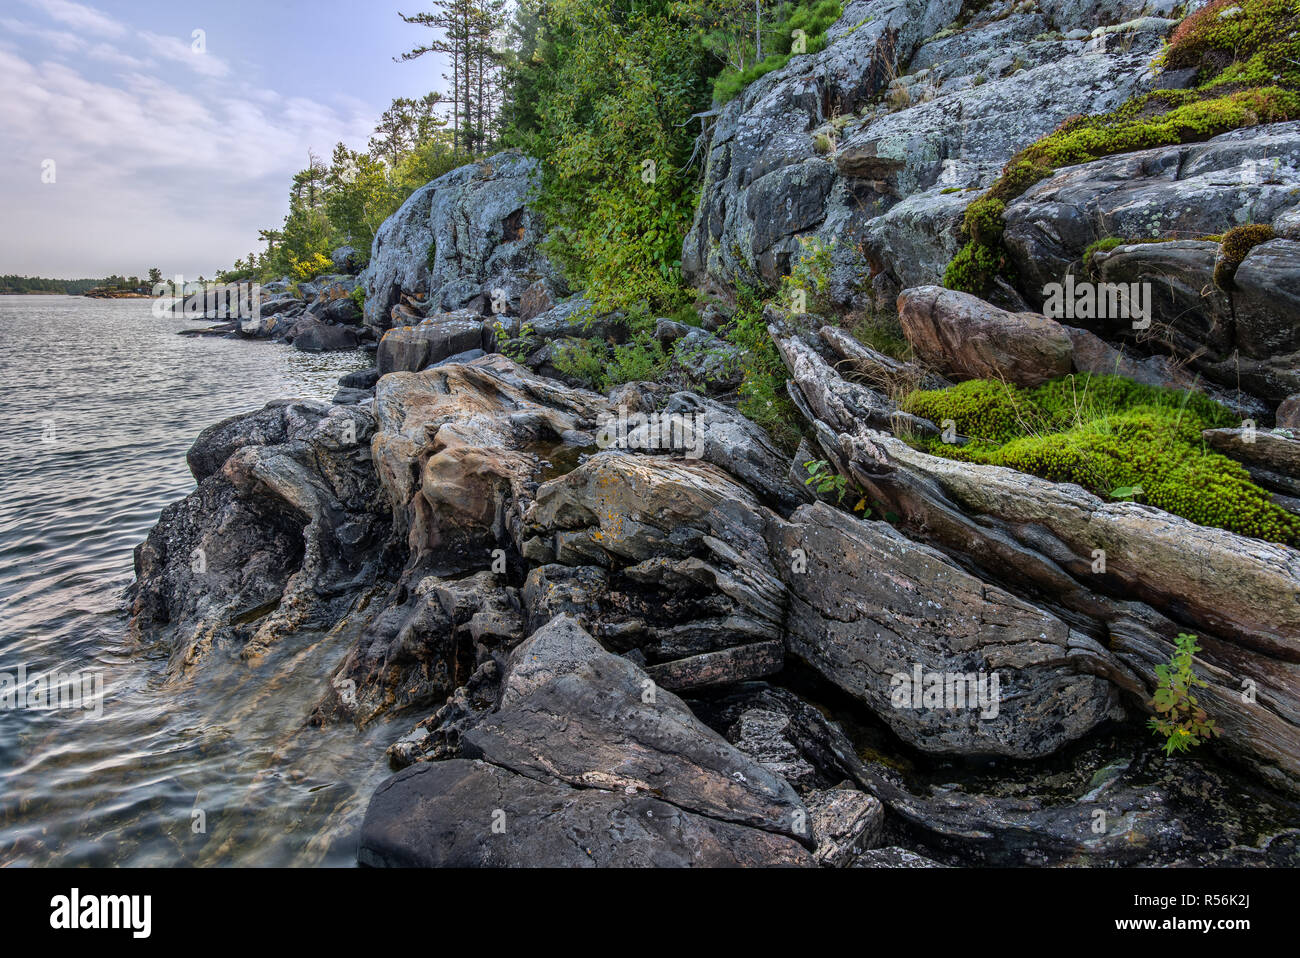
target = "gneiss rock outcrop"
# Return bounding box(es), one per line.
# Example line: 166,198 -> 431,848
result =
773,326 -> 1300,793
129,400 -> 389,672
683,0 -> 1173,310
1001,122 -> 1300,402
360,151 -> 558,333
357,615 -> 814,867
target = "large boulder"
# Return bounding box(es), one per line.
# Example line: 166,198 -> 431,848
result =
360,152 -> 554,331
357,615 -> 813,867
128,401 -> 388,672
292,321 -> 359,353
897,285 -> 1074,386
376,312 -> 486,374
770,501 -> 1121,757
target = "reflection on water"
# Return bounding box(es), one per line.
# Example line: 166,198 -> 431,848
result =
0,295 -> 392,866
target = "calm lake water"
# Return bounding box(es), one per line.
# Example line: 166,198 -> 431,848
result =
0,295 -> 394,866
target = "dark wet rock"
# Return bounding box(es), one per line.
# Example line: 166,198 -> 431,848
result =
359,615 -> 814,867
357,758 -> 812,867
463,617 -> 807,835
332,387 -> 372,406
293,321 -> 360,353
338,367 -> 381,390
129,401 -> 388,671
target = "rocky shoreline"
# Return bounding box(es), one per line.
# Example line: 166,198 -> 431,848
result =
132,0 -> 1300,866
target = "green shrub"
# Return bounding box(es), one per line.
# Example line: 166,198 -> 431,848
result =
725,280 -> 803,452
552,337 -> 609,388
712,1 -> 843,104
942,239 -> 1007,295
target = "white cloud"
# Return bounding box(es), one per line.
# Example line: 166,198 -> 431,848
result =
21,0 -> 126,39
139,30 -> 230,79
0,17 -> 87,53
0,33 -> 379,276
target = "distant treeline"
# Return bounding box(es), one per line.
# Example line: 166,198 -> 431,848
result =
0,275 -> 146,295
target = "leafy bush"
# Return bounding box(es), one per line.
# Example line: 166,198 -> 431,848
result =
711,1 -> 844,104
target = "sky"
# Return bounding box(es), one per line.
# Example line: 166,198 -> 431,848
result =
0,0 -> 451,279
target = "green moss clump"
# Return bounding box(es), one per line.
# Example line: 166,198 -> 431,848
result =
1214,222 -> 1276,288
963,196 -> 1006,246
942,238 -> 1008,295
902,373 -> 1298,545
1083,236 -> 1126,274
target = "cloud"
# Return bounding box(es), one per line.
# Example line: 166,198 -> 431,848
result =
21,0 -> 126,39
139,30 -> 230,79
0,32 -> 378,276
0,17 -> 87,53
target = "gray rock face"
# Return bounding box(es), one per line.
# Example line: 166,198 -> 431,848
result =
129,401 -> 388,672
358,615 -> 813,867
774,326 -> 1300,792
1003,122 -> 1300,298
682,0 -> 1164,308
360,152 -> 553,330
770,501 -> 1122,758
376,312 -> 486,374
358,759 -> 811,867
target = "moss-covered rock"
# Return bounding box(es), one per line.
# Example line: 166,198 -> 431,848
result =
903,373 -> 1300,545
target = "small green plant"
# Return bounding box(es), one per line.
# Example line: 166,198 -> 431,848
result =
803,459 -> 872,514
804,459 -> 848,500
1214,223 -> 1275,289
1148,633 -> 1223,755
495,320 -> 535,364
552,337 -> 608,388
349,284 -> 366,312
425,239 -> 438,272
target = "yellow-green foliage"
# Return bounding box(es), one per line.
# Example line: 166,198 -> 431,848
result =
1149,632 -> 1222,755
903,374 -> 1300,546
1214,222 -> 1275,288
